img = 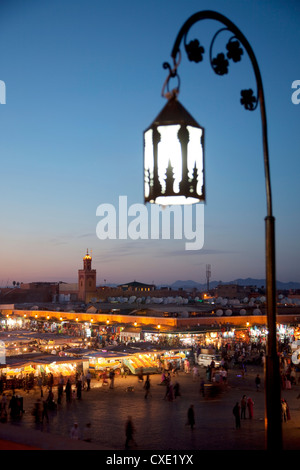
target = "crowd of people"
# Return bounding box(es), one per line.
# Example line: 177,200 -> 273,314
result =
0,333 -> 299,448
0,391 -> 24,423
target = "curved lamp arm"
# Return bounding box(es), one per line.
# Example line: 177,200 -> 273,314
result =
162,10 -> 281,450
164,10 -> 272,218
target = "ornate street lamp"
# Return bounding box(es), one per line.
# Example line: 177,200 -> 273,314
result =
144,10 -> 281,450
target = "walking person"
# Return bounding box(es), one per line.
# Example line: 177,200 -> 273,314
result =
48,372 -> 54,389
37,376 -> 43,398
192,366 -> 198,381
76,378 -> 82,400
0,393 -> 7,423
255,374 -> 261,391
163,375 -> 171,400
125,416 -> 137,449
8,394 -> 18,420
247,397 -> 254,419
240,395 -> 247,419
86,371 -> 91,391
102,370 -> 108,386
32,399 -> 42,425
57,374 -> 64,404
174,381 -> 181,399
81,372 -> 86,390
65,378 -> 72,403
200,379 -> 205,397
144,374 -> 151,399
281,399 -> 287,422
233,402 -> 241,429
167,381 -> 174,401
187,404 -> 195,430
109,369 -> 115,389
70,422 -> 80,440
281,399 -> 291,422
42,399 -> 49,424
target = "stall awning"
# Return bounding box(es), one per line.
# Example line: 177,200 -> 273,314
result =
120,327 -> 141,337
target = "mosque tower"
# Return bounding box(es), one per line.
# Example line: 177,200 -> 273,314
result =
78,249 -> 97,302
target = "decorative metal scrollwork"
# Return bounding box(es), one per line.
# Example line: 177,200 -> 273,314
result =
226,38 -> 243,62
240,88 -> 257,110
162,13 -> 259,111
161,56 -> 181,98
211,52 -> 229,75
185,39 -> 204,63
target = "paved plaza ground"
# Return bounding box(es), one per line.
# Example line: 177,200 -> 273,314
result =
0,364 -> 299,453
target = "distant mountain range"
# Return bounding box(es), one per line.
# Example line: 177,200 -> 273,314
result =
103,278 -> 300,291
169,278 -> 300,291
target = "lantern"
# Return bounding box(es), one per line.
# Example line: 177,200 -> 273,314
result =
144,96 -> 205,205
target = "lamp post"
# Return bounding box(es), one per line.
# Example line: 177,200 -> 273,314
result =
144,10 -> 281,450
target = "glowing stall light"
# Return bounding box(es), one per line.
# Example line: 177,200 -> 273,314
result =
222,330 -> 235,338
7,317 -> 14,327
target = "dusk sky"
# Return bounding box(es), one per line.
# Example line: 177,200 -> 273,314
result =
0,0 -> 299,287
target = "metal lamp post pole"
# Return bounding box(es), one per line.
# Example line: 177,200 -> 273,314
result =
163,10 -> 282,450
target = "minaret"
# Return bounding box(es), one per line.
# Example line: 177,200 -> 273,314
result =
78,249 -> 97,302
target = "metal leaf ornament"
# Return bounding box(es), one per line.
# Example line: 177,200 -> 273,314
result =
185,39 -> 205,63
226,39 -> 243,63
212,53 -> 229,75
240,89 -> 257,110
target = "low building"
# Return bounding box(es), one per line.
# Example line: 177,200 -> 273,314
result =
117,281 -> 156,292
216,284 -> 255,299
58,283 -> 79,302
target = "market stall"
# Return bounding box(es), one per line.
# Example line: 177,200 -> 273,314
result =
157,350 -> 187,370
37,336 -> 87,353
119,327 -> 142,343
0,354 -> 89,388
83,351 -> 129,376
35,358 -> 86,384
123,352 -> 160,374
0,332 -> 39,356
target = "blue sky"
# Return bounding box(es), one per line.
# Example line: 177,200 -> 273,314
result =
0,0 -> 299,286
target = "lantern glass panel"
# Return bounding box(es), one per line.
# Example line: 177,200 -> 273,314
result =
157,124 -> 182,194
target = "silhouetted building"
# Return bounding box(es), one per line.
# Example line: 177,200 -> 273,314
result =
117,281 -> 155,292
